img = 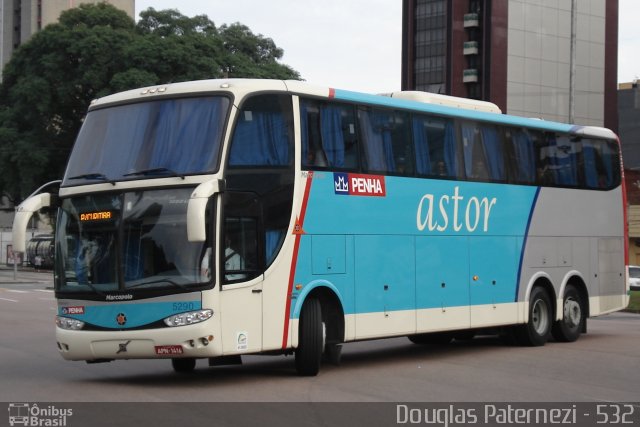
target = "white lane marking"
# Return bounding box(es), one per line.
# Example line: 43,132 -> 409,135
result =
34,289 -> 54,293
0,297 -> 18,302
6,289 -> 30,293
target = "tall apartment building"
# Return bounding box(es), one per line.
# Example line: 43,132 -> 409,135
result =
619,81 -> 640,168
402,0 -> 618,130
1,0 -> 135,81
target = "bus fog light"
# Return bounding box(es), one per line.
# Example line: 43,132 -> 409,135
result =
56,316 -> 85,330
163,309 -> 213,327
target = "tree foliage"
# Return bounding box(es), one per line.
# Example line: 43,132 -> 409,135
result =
0,4 -> 300,203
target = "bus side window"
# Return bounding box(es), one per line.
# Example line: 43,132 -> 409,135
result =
583,139 -> 619,189
229,94 -> 293,167
505,129 -> 536,184
461,122 -> 488,180
301,99 -> 358,171
359,108 -> 412,175
300,101 -> 326,168
413,115 -> 457,178
391,111 -> 413,176
538,133 -> 580,187
338,106 -> 359,170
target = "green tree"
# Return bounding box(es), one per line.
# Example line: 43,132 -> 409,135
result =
0,4 -> 300,203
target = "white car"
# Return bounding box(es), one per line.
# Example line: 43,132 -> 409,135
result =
629,266 -> 640,291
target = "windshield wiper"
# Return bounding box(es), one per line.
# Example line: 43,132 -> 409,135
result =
123,168 -> 185,180
127,278 -> 192,291
66,278 -> 106,297
68,173 -> 115,185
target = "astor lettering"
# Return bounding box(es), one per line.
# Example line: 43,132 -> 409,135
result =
417,186 -> 497,233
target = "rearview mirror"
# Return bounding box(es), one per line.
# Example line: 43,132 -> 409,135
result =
187,179 -> 224,242
12,193 -> 52,253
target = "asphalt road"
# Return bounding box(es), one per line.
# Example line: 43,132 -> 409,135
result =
1,271 -> 639,405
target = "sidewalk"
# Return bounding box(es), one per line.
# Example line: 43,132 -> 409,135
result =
0,265 -> 54,284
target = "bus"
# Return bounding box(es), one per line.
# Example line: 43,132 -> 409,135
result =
13,79 -> 629,376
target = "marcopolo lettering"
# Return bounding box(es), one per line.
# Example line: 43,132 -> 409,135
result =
417,186 -> 497,233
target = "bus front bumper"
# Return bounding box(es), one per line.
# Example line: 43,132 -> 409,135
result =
55,321 -> 222,361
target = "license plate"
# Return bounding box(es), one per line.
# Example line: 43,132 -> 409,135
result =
154,345 -> 184,355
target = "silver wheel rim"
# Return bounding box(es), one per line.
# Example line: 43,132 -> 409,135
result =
322,322 -> 327,350
564,297 -> 581,328
532,299 -> 549,335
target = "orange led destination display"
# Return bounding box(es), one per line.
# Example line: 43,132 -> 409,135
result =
80,211 -> 113,222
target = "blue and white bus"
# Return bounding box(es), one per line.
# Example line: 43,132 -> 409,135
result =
13,79 -> 629,375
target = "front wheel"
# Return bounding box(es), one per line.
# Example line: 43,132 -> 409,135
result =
551,284 -> 585,342
516,286 -> 552,346
295,297 -> 323,376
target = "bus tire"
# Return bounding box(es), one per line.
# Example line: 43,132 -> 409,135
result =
551,284 -> 585,342
295,297 -> 323,376
172,358 -> 196,373
516,286 -> 552,346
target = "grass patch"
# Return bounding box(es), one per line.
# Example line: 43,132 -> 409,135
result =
626,291 -> 640,313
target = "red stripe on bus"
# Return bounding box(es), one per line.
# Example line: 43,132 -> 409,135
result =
281,175 -> 314,349
619,137 -> 629,267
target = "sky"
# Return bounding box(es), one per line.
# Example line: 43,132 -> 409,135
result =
135,0 -> 640,94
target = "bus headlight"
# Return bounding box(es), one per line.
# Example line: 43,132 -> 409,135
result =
56,316 -> 85,330
164,309 -> 213,327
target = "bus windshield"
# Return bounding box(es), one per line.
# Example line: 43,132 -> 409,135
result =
54,188 -> 212,294
62,96 -> 230,185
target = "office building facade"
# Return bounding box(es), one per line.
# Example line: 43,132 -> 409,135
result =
1,0 -> 135,81
402,0 -> 618,130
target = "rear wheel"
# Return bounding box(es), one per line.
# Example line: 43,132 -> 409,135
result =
516,286 -> 552,346
551,284 -> 585,342
171,358 -> 196,373
295,298 -> 323,376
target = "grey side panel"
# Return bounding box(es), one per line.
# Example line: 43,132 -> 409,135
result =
517,187 -> 624,302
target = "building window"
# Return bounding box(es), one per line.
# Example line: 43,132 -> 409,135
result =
414,0 -> 448,92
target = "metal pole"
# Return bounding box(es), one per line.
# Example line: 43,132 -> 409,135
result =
569,0 -> 577,123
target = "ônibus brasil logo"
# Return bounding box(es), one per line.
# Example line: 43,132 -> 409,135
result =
8,403 -> 73,426
333,173 -> 386,197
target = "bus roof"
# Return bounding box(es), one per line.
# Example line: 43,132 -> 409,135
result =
89,78 -> 617,140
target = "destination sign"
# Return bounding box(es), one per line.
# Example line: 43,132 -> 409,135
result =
80,211 -> 113,222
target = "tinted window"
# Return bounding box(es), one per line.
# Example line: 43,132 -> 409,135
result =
505,128 -> 537,184
582,138 -> 620,189
412,114 -> 457,178
461,121 -> 505,182
64,97 -> 230,185
300,100 -> 358,170
539,134 -> 580,187
359,108 -> 413,175
229,94 -> 293,167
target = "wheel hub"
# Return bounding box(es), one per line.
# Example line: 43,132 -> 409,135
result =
532,299 -> 549,334
564,297 -> 581,328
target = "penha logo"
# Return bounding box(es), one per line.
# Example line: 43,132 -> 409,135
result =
61,306 -> 84,315
333,173 -> 386,197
